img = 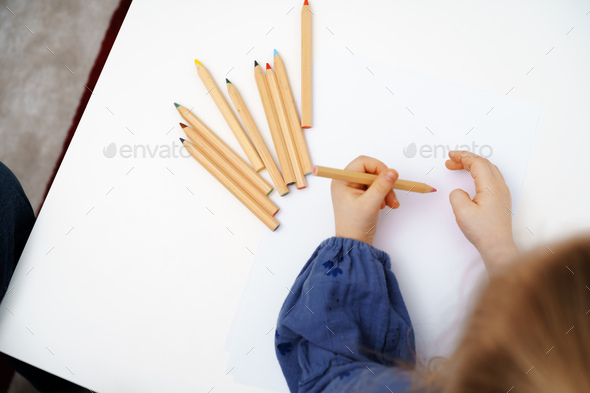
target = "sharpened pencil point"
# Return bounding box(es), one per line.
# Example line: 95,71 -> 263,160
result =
273,49 -> 278,57
266,63 -> 271,70
174,102 -> 180,108
179,138 -> 185,143
254,60 -> 259,68
179,123 -> 188,129
226,78 -> 231,84
194,59 -> 202,66
431,188 -> 437,193
304,0 -> 309,5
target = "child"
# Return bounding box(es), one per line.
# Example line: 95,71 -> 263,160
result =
275,152 -> 590,392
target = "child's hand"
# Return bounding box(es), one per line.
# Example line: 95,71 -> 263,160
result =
331,156 -> 400,245
445,150 -> 519,270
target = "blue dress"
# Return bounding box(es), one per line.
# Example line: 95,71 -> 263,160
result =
275,237 -> 416,393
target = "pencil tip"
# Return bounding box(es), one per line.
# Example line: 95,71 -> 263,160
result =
226,78 -> 231,84
312,166 -> 317,175
431,188 -> 437,193
179,138 -> 185,143
266,63 -> 271,70
179,122 -> 188,129
304,0 -> 309,5
174,102 -> 180,108
254,60 -> 259,67
273,49 -> 278,57
194,59 -> 202,66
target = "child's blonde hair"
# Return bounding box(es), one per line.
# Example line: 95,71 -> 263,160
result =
414,235 -> 590,392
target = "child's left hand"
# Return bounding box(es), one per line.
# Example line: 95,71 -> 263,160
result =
331,156 -> 400,245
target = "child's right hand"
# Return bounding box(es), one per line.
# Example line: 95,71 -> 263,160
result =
445,151 -> 519,271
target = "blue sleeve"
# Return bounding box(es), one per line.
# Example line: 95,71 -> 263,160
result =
275,237 -> 416,393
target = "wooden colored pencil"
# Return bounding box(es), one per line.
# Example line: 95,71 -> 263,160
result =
265,63 -> 307,190
175,103 -> 273,196
253,61 -> 295,185
180,123 -> 279,216
181,138 -> 280,231
301,0 -> 312,128
194,59 -> 264,171
226,79 -> 289,196
273,50 -> 313,175
312,166 -> 438,193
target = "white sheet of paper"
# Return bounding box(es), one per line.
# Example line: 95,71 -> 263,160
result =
225,49 -> 542,391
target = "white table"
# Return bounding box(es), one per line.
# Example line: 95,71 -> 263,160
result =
1,1 -> 589,392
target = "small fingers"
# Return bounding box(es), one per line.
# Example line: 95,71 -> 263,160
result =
344,155 -> 388,176
447,150 -> 496,193
384,189 -> 398,209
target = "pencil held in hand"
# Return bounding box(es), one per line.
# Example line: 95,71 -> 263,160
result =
313,165 -> 437,193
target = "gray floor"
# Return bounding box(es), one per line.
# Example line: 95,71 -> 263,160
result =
1,1 -> 119,391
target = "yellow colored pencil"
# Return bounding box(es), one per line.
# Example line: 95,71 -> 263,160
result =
301,0 -> 312,128
174,103 -> 273,196
181,138 -> 279,231
266,63 -> 307,190
226,79 -> 289,196
312,166 -> 437,193
194,59 -> 264,171
273,50 -> 313,175
253,61 -> 295,185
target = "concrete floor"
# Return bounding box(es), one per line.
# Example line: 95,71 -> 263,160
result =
1,1 -> 119,391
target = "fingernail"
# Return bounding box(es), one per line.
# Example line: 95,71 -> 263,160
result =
385,170 -> 396,181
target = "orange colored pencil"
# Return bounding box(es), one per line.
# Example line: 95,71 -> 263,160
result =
301,0 -> 312,128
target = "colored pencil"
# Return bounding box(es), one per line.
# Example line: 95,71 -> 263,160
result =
174,103 -> 273,196
312,166 -> 437,193
181,138 -> 280,231
273,50 -> 313,175
194,59 -> 264,171
301,0 -> 312,128
180,123 -> 279,216
253,61 -> 295,185
226,79 -> 289,196
266,63 -> 307,190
